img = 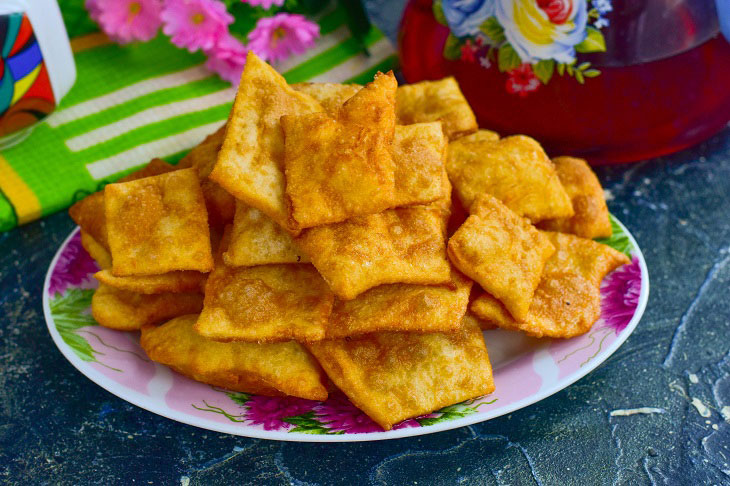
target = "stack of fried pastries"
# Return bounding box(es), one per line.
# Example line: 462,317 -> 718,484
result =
70,52 -> 629,430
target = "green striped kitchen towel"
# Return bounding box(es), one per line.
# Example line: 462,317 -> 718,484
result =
0,2 -> 397,231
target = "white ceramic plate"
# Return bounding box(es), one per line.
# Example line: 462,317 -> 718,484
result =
44,215 -> 648,442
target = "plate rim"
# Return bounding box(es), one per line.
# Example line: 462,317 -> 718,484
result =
43,218 -> 649,442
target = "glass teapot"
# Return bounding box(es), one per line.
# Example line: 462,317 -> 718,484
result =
399,0 -> 730,164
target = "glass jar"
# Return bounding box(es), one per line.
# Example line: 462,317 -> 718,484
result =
399,0 -> 730,164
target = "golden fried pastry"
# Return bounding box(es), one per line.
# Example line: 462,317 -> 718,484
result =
296,207 -> 451,300
176,124 -> 236,227
291,82 -> 362,116
396,77 -> 478,140
179,124 -> 226,177
424,166 -> 453,219
80,230 -> 112,269
541,231 -> 629,286
307,317 -> 494,430
463,310 -> 497,331
454,129 -> 499,144
537,156 -> 612,239
91,283 -> 203,331
200,178 -> 236,228
105,168 -> 213,276
94,269 -> 206,294
209,52 -> 323,232
471,274 -> 600,338
70,159 -> 179,249
324,268 -> 472,339
446,135 -> 573,222
282,72 -> 398,230
447,194 -> 555,321
224,202 -> 309,267
195,263 -> 334,343
392,122 -> 448,207
471,231 -> 630,338
141,315 -> 328,401
69,192 -> 109,249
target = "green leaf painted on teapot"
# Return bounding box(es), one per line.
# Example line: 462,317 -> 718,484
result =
575,27 -> 606,53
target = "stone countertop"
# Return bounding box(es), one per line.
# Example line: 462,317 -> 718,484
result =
2,4 -> 730,485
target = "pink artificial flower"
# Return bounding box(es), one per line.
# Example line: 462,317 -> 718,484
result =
205,34 -> 248,83
49,232 -> 98,296
505,63 -> 540,97
161,0 -> 233,53
600,256 -> 641,334
247,13 -> 319,62
92,0 -> 162,44
241,0 -> 285,8
85,0 -> 102,23
243,395 -> 316,430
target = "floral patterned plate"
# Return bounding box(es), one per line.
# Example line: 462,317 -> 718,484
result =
43,215 -> 648,442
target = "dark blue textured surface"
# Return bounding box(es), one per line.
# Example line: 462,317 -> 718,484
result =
2,4 -> 730,484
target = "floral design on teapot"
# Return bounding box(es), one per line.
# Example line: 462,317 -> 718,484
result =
435,0 -> 612,96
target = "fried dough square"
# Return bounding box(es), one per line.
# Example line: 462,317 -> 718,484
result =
177,124 -> 236,227
223,202 -> 309,267
470,274 -> 601,338
201,179 -> 236,228
282,71 -> 398,229
291,82 -> 362,116
80,231 -> 112,269
463,311 -> 497,331
69,159 -> 179,249
424,166 -> 453,220
69,192 -> 109,249
537,156 -> 612,239
447,194 -> 555,321
324,268 -> 472,339
447,135 -> 574,222
396,77 -> 478,140
541,231 -> 630,285
392,122 -> 448,207
105,168 -> 213,276
296,207 -> 451,300
470,231 -> 630,338
94,269 -> 206,294
91,283 -> 203,331
180,124 -> 226,178
306,317 -> 494,430
141,315 -> 328,401
209,52 -> 323,232
195,263 -> 334,343
455,129 -> 499,144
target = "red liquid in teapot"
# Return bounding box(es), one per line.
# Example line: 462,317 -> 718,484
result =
399,0 -> 730,164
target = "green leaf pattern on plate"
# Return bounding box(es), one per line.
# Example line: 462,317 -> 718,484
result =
596,214 -> 633,257
285,411 -> 344,435
50,288 -> 99,363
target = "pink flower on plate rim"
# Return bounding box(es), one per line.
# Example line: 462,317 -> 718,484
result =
600,255 -> 641,334
92,0 -> 163,44
205,34 -> 248,83
48,232 -> 99,296
247,13 -> 320,63
243,395 -> 317,430
241,0 -> 285,8
315,393 -> 423,433
161,0 -> 233,53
